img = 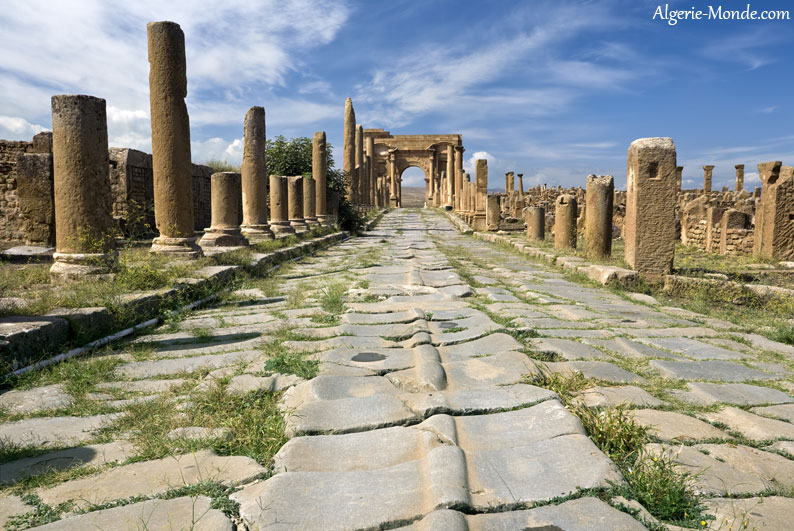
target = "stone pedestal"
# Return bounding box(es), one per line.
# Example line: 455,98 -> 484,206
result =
288,176 -> 308,233
584,175 -> 614,259
303,176 -> 320,228
269,175 -> 294,237
147,21 -> 202,258
554,194 -> 577,250
200,172 -> 247,247
624,137 -> 677,275
50,95 -> 117,282
527,206 -> 545,241
485,195 -> 500,231
240,106 -> 274,241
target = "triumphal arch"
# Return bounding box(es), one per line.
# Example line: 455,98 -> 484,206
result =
363,129 -> 464,208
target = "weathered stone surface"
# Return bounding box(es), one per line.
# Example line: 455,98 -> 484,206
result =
573,386 -> 666,408
542,361 -> 645,383
37,450 -> 264,507
583,337 -> 682,360
631,409 -> 728,441
31,495 -> 233,530
0,414 -> 121,448
0,384 -> 72,415
0,315 -> 70,370
701,406 -> 794,441
96,378 -> 187,393
706,496 -> 794,531
672,382 -> 793,406
530,338 -> 608,360
0,494 -> 33,527
116,349 -> 261,378
227,373 -> 304,394
649,360 -> 775,381
0,441 -> 134,485
751,403 -> 794,422
167,426 -> 232,441
637,337 -> 744,360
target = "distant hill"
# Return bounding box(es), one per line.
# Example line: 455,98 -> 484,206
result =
400,186 -> 427,207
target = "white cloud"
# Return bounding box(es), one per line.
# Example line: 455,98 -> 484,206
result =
191,137 -> 244,165
700,30 -> 777,70
0,115 -> 46,139
463,151 -> 496,174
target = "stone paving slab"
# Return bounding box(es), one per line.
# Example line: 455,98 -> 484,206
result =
636,337 -> 745,360
96,378 -> 187,393
0,414 -> 122,448
572,386 -> 666,408
0,494 -> 33,528
0,384 -> 73,416
30,495 -> 233,530
750,403 -> 794,422
583,337 -> 683,360
37,450 -> 265,508
701,406 -> 794,441
115,349 -> 262,378
631,409 -> 728,441
0,441 -> 135,485
530,338 -> 609,360
541,361 -> 646,384
705,496 -> 794,531
671,382 -> 793,406
648,360 -> 776,381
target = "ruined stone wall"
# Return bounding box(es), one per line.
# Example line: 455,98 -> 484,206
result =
721,229 -> 754,255
0,140 -> 32,244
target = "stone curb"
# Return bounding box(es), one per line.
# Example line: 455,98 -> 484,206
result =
1,230 -> 350,372
445,211 -> 637,286
664,274 -> 794,305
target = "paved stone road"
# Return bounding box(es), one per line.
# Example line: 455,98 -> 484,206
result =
2,209 -> 794,530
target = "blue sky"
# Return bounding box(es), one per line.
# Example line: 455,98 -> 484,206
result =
1,0 -> 792,190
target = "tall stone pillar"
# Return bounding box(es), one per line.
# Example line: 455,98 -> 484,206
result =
303,176 -> 319,228
200,172 -> 247,247
454,146 -> 464,211
735,164 -> 745,192
313,131 -> 330,226
624,137 -> 677,275
753,161 -> 783,258
366,135 -> 376,207
269,175 -> 294,236
147,21 -> 201,258
676,166 -> 683,191
703,165 -> 714,193
517,173 -> 524,197
554,194 -> 577,250
388,149 -> 398,207
343,98 -> 356,203
486,195 -> 500,231
446,144 -> 454,207
50,95 -> 116,282
527,206 -> 545,241
355,124 -> 364,206
436,171 -> 444,207
472,159 -> 488,230
505,172 -> 514,194
584,174 -> 614,259
428,149 -> 436,205
240,106 -> 274,241
288,176 -> 308,233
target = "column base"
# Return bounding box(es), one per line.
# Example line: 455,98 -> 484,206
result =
290,219 -> 309,233
317,215 -> 333,228
199,228 -> 248,248
150,235 -> 203,258
270,221 -> 296,237
305,217 -> 321,229
390,196 -> 399,207
50,251 -> 117,284
241,224 -> 275,241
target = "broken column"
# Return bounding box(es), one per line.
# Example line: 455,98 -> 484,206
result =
624,137 -> 677,275
702,165 -> 714,193
343,98 -> 356,203
199,172 -> 247,247
754,161 -> 794,260
454,146 -> 464,211
366,135 -> 376,208
388,149 -> 398,207
584,175 -> 614,259
554,194 -> 577,250
288,176 -> 308,233
355,124 -> 364,206
735,164 -> 745,192
269,175 -> 294,236
446,144 -> 454,207
676,166 -> 683,191
17,134 -> 55,246
303,176 -> 319,228
527,206 -> 545,241
471,159 -> 488,230
50,95 -> 117,282
147,21 -> 201,257
517,173 -> 524,197
240,106 -> 274,240
313,131 -> 330,226
486,195 -> 500,231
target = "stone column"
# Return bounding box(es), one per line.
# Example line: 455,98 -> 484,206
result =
584,175 -> 614,259
505,172 -> 514,194
199,172 -> 247,247
240,106 -> 274,241
735,164 -> 745,192
269,175 -> 294,236
288,176 -> 308,233
366,135 -> 376,207
343,98 -> 356,203
17,147 -> 55,247
486,195 -> 500,231
702,165 -> 714,193
517,173 -> 524,197
50,95 -> 117,282
446,144 -> 454,207
753,161 -> 782,258
355,124 -> 364,206
436,171 -> 444,207
676,166 -> 683,191
527,206 -> 545,241
554,194 -> 577,250
388,149 -> 398,207
428,149 -> 436,205
624,137 -> 677,275
454,146 -> 464,211
313,131 -> 330,226
472,159 -> 488,230
303,176 -> 319,228
147,21 -> 201,258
